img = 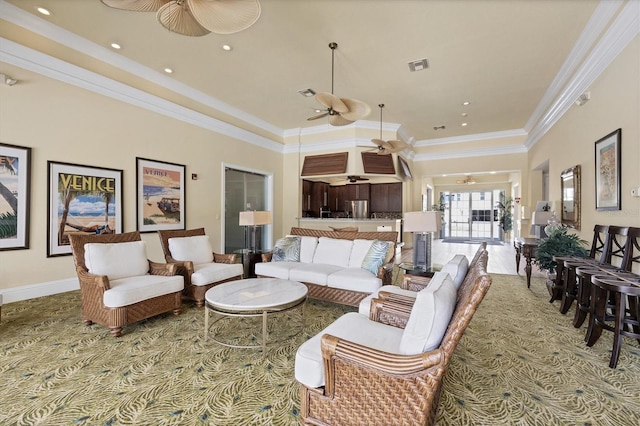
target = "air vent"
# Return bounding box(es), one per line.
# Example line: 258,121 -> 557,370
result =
298,88 -> 316,97
361,152 -> 395,174
301,152 -> 348,176
408,58 -> 429,72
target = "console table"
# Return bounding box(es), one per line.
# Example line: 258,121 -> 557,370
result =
514,238 -> 538,288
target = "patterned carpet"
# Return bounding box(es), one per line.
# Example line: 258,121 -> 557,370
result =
1,273 -> 639,425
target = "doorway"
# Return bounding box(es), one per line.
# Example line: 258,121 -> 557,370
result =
441,190 -> 502,240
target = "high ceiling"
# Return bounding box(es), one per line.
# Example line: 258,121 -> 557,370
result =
0,0 -> 609,146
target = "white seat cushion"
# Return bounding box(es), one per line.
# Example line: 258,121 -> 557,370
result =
358,285 -> 417,317
289,263 -> 343,285
84,241 -> 149,280
327,268 -> 381,293
348,239 -> 374,268
295,312 -> 404,388
168,235 -> 214,264
312,237 -> 353,268
103,275 -> 184,308
441,254 -> 469,289
399,273 -> 457,355
190,262 -> 243,286
255,261 -> 299,280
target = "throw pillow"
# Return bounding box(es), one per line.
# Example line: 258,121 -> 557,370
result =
272,236 -> 301,262
361,239 -> 392,275
168,235 -> 214,264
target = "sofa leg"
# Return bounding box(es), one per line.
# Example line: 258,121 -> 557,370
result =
173,308 -> 181,315
83,319 -> 93,326
110,327 -> 122,337
195,299 -> 205,308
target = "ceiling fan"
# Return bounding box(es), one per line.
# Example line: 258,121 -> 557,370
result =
307,42 -> 371,126
456,176 -> 477,185
100,0 -> 261,36
371,103 -> 407,155
346,175 -> 369,183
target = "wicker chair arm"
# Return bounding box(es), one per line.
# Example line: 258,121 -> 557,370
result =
76,266 -> 110,291
213,253 -> 237,264
320,334 -> 444,396
378,262 -> 394,285
369,297 -> 412,327
261,252 -> 273,262
401,274 -> 432,291
148,260 -> 178,276
377,291 -> 417,306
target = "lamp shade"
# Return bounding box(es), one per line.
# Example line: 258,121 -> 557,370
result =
531,211 -> 554,225
239,211 -> 271,226
403,211 -> 441,232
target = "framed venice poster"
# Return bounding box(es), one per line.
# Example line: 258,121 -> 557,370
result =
136,157 -> 186,232
47,161 -> 123,257
0,143 -> 31,251
594,128 -> 621,211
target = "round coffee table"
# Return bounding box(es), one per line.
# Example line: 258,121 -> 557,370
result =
204,278 -> 308,353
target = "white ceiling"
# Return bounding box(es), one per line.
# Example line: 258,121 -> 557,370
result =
0,0 -> 629,150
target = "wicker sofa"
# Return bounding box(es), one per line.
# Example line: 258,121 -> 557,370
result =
295,244 -> 491,425
255,227 -> 398,307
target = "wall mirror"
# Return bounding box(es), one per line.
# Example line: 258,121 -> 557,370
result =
560,164 -> 581,229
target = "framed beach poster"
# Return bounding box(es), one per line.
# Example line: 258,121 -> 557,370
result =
594,128 -> 621,211
136,157 -> 186,232
0,143 -> 31,251
47,161 -> 123,257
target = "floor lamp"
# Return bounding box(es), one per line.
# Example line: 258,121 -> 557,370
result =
239,211 -> 271,253
404,211 -> 441,271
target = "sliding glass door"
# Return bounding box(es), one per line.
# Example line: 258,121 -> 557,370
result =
441,190 -> 502,240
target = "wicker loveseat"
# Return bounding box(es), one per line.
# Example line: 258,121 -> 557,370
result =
255,227 -> 398,307
295,244 -> 491,425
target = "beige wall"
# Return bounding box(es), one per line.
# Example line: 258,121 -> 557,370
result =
0,69 -> 283,289
527,36 -> 640,241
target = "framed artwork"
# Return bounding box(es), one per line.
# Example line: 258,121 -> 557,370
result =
0,143 -> 32,251
136,157 -> 186,232
47,161 -> 123,257
594,128 -> 622,211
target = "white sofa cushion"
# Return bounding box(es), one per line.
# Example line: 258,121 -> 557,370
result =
399,272 -> 457,355
103,274 -> 184,308
168,235 -> 214,264
441,254 -> 469,289
84,241 -> 149,281
191,262 -> 243,286
312,237 -> 353,268
255,261 -> 299,280
348,239 -> 374,268
327,268 -> 381,293
272,236 -> 301,262
289,263 -> 343,285
295,312 -> 404,388
358,285 -> 418,317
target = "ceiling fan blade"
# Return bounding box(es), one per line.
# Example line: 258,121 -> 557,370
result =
157,1 -> 210,36
371,139 -> 386,147
307,112 -> 329,121
101,0 -> 169,12
187,0 -> 261,35
386,140 -> 408,152
339,97 -> 371,121
329,114 -> 354,126
315,92 -> 348,113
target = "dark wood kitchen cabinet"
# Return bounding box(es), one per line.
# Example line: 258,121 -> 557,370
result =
370,182 -> 402,212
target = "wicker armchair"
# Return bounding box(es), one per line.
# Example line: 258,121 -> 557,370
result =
298,251 -> 491,425
69,231 -> 183,337
157,228 -> 243,307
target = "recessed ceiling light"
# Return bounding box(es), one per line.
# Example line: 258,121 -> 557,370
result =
442,174 -> 448,177
490,171 -> 496,174
164,68 -> 173,74
222,44 -> 232,51
110,43 -> 121,50
36,7 -> 51,16
461,112 -> 468,117
462,101 -> 470,106
461,122 -> 468,127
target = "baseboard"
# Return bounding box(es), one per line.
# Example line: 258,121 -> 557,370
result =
1,278 -> 79,304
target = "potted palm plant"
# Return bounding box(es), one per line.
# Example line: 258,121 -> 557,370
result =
533,225 -> 588,276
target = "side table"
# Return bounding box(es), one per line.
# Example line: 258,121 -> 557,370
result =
514,238 -> 538,288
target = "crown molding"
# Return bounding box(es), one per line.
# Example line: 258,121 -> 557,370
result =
0,0 -> 283,138
415,129 -> 527,147
414,144 -> 527,162
0,37 -> 283,153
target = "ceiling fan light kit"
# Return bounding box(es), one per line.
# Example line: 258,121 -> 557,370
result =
101,0 -> 261,36
307,42 -> 371,126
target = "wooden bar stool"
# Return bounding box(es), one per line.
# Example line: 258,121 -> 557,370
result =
574,266 -> 607,328
586,275 -> 640,368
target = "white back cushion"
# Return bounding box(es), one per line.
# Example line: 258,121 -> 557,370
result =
348,239 -> 374,268
441,254 -> 469,289
168,235 -> 214,264
84,241 -> 149,280
293,236 -> 319,263
399,272 -> 457,355
312,237 -> 353,268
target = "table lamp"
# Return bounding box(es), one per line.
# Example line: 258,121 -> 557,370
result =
239,210 -> 271,253
403,211 -> 441,271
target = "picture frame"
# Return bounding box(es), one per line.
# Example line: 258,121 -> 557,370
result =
594,128 -> 622,211
0,143 -> 32,251
136,157 -> 186,232
47,161 -> 123,257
